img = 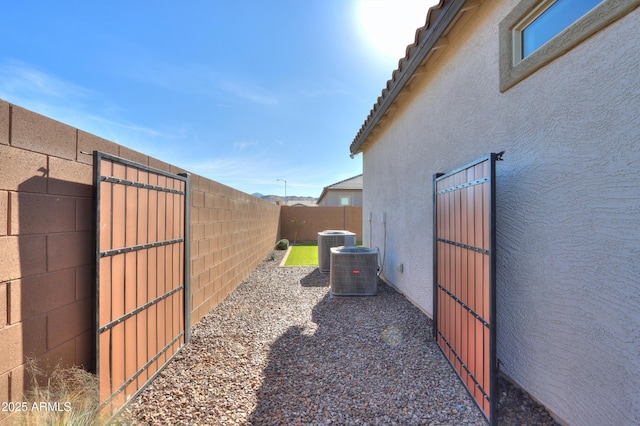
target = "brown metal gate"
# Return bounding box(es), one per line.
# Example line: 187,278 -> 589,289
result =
94,152 -> 190,415
433,153 -> 499,424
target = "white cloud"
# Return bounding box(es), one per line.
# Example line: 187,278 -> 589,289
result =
188,155 -> 277,187
86,114 -> 186,140
0,59 -> 186,147
219,80 -> 279,105
111,57 -> 282,107
0,60 -> 97,101
297,78 -> 353,99
234,142 -> 262,152
183,142 -> 336,196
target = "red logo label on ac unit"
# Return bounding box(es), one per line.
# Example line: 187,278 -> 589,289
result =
352,269 -> 361,274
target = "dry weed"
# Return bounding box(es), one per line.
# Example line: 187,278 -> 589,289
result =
7,358 -> 130,426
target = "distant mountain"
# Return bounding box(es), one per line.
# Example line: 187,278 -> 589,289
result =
251,193 -> 317,204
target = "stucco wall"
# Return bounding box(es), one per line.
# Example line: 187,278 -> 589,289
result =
317,190 -> 363,207
0,100 -> 280,411
361,2 -> 639,425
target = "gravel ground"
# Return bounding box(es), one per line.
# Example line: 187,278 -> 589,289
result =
126,251 -> 555,425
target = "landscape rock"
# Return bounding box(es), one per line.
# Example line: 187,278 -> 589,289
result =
126,251 -> 555,425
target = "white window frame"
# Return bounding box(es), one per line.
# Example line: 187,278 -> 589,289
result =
340,196 -> 351,206
499,0 -> 639,92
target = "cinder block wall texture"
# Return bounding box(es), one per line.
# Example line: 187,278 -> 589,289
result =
0,100 -> 280,406
189,177 -> 280,326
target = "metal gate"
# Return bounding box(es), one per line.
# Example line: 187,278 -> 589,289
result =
94,152 -> 190,414
433,153 -> 499,424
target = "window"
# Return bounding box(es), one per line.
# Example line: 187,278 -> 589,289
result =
499,0 -> 638,91
340,196 -> 351,206
515,0 -> 603,61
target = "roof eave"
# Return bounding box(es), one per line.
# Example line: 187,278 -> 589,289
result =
316,188 -> 328,205
350,0 -> 471,156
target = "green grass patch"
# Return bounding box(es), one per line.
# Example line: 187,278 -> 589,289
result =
284,241 -> 318,266
283,241 -> 362,266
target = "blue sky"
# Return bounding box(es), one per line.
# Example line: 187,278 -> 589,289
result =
1,1 -> 437,197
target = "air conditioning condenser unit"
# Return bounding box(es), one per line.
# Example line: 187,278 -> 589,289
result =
317,230 -> 356,273
330,246 -> 378,296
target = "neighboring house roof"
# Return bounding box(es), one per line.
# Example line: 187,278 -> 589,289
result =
316,174 -> 363,204
289,201 -> 317,207
350,0 -> 472,156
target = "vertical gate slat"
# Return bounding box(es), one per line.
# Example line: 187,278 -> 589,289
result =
94,152 -> 189,419
124,251 -> 136,399
434,153 -> 498,425
136,249 -> 148,388
157,245 -> 166,365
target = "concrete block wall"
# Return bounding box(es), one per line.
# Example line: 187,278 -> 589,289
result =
0,99 -> 281,408
189,176 -> 280,325
0,102 -> 99,408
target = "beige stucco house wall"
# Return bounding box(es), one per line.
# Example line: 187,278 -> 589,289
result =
350,1 -> 639,425
316,189 -> 363,207
316,175 -> 363,207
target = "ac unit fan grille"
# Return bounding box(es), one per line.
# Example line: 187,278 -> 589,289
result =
330,246 -> 378,296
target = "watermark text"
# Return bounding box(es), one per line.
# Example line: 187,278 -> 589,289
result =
2,401 -> 72,412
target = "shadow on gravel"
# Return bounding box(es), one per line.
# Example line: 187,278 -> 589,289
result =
247,274 -> 556,426
299,268 -> 329,287
246,281 -> 482,425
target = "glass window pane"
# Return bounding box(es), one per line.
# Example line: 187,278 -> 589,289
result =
523,0 -> 603,57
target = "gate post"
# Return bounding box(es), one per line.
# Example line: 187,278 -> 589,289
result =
432,172 -> 444,340
179,172 -> 191,343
